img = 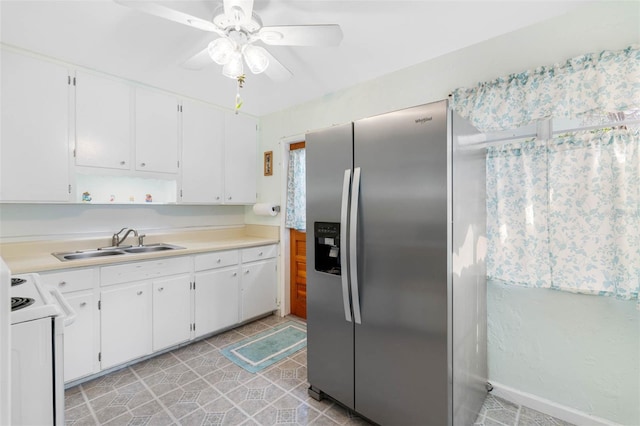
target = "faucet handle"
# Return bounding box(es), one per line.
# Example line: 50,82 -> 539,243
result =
138,234 -> 146,247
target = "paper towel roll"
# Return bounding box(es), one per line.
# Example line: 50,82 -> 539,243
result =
253,203 -> 279,216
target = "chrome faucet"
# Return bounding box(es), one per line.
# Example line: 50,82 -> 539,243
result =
111,227 -> 139,247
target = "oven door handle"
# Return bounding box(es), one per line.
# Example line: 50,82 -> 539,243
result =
47,286 -> 77,326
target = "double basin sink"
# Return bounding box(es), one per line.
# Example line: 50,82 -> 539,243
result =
53,243 -> 185,262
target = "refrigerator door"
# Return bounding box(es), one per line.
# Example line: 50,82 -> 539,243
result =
352,101 -> 449,425
305,123 -> 355,409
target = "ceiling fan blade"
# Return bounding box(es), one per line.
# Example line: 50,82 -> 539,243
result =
181,46 -> 212,70
223,0 -> 255,25
262,50 -> 293,82
113,0 -> 223,34
258,25 -> 343,46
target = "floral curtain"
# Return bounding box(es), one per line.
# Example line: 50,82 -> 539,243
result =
451,46 -> 640,133
457,45 -> 640,301
487,127 -> 640,301
285,148 -> 306,230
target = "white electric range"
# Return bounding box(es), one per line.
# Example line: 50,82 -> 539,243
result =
8,266 -> 75,426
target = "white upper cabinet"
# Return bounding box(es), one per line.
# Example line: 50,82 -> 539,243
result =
181,100 -> 224,203
135,88 -> 179,174
75,71 -> 131,170
224,113 -> 257,204
0,50 -> 71,202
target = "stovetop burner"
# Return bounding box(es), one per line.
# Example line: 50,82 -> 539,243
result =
11,297 -> 35,311
11,277 -> 26,286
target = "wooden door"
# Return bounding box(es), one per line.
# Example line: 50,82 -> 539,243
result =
290,228 -> 307,318
289,141 -> 307,318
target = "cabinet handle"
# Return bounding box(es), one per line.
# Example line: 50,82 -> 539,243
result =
158,287 -> 164,292
216,258 -> 221,263
140,162 -> 146,167
228,196 -> 232,200
245,270 -> 250,274
233,272 -> 237,277
137,291 -> 143,295
120,161 -> 126,165
58,281 -> 66,286
216,196 -> 220,200
80,302 -> 87,307
258,252 -> 263,256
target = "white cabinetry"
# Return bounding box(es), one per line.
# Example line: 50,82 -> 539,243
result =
40,268 -> 99,383
75,71 -> 131,170
35,243 -> 277,380
194,250 -> 240,337
181,100 -> 224,203
100,281 -> 152,369
99,256 -> 191,368
0,49 -> 71,202
135,88 -> 179,174
152,274 -> 191,351
240,245 -> 278,321
224,113 -> 257,204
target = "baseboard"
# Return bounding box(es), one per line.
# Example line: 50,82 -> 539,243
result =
489,381 -> 621,426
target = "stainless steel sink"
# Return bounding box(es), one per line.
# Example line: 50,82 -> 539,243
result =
123,244 -> 185,254
52,243 -> 185,261
53,249 -> 126,261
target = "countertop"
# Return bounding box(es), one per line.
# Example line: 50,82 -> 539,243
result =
0,225 -> 279,274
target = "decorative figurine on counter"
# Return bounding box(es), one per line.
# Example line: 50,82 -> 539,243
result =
145,194 -> 153,203
82,192 -> 92,202
109,194 -> 115,202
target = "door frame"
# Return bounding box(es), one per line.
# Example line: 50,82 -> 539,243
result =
278,134 -> 305,317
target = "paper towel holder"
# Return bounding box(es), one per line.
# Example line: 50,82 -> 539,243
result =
252,203 -> 281,216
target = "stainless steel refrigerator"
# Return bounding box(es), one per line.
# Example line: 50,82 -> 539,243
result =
305,100 -> 487,425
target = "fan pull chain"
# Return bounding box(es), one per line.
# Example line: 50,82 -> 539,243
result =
235,74 -> 245,114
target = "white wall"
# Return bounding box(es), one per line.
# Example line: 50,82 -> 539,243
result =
0,204 -> 245,240
248,2 -> 640,424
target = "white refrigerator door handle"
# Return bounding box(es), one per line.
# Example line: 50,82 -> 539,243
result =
340,169 -> 352,322
350,167 -> 362,324
47,286 -> 77,327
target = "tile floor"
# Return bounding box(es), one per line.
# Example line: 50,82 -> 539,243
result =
65,314 -> 573,426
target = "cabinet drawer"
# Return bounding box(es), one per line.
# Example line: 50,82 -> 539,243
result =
101,256 -> 191,286
241,245 -> 277,263
40,268 -> 95,293
194,250 -> 239,271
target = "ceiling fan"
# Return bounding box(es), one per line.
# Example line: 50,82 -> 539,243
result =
113,0 -> 344,82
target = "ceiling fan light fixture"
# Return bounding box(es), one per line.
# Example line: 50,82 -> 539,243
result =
207,37 -> 235,65
222,51 -> 244,79
243,45 -> 269,74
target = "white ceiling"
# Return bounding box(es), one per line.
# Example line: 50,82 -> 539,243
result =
0,0 -> 586,116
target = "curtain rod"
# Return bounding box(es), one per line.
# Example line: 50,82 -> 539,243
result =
458,118 -> 640,148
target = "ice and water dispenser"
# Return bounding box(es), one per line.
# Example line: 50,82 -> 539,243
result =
314,222 -> 341,275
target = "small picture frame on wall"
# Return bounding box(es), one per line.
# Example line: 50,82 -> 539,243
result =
264,151 -> 273,176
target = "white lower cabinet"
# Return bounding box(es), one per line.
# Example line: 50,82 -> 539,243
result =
100,281 -> 152,370
152,274 -> 191,351
241,258 -> 278,322
63,292 -> 97,382
40,268 -> 99,383
194,267 -> 240,338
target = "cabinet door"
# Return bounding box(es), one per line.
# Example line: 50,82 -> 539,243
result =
135,88 -> 179,174
241,259 -> 277,321
195,267 -> 240,338
152,274 -> 191,351
100,282 -> 152,369
181,100 -> 224,203
224,113 -> 257,204
0,50 -> 70,201
63,292 -> 97,382
75,71 -> 131,170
